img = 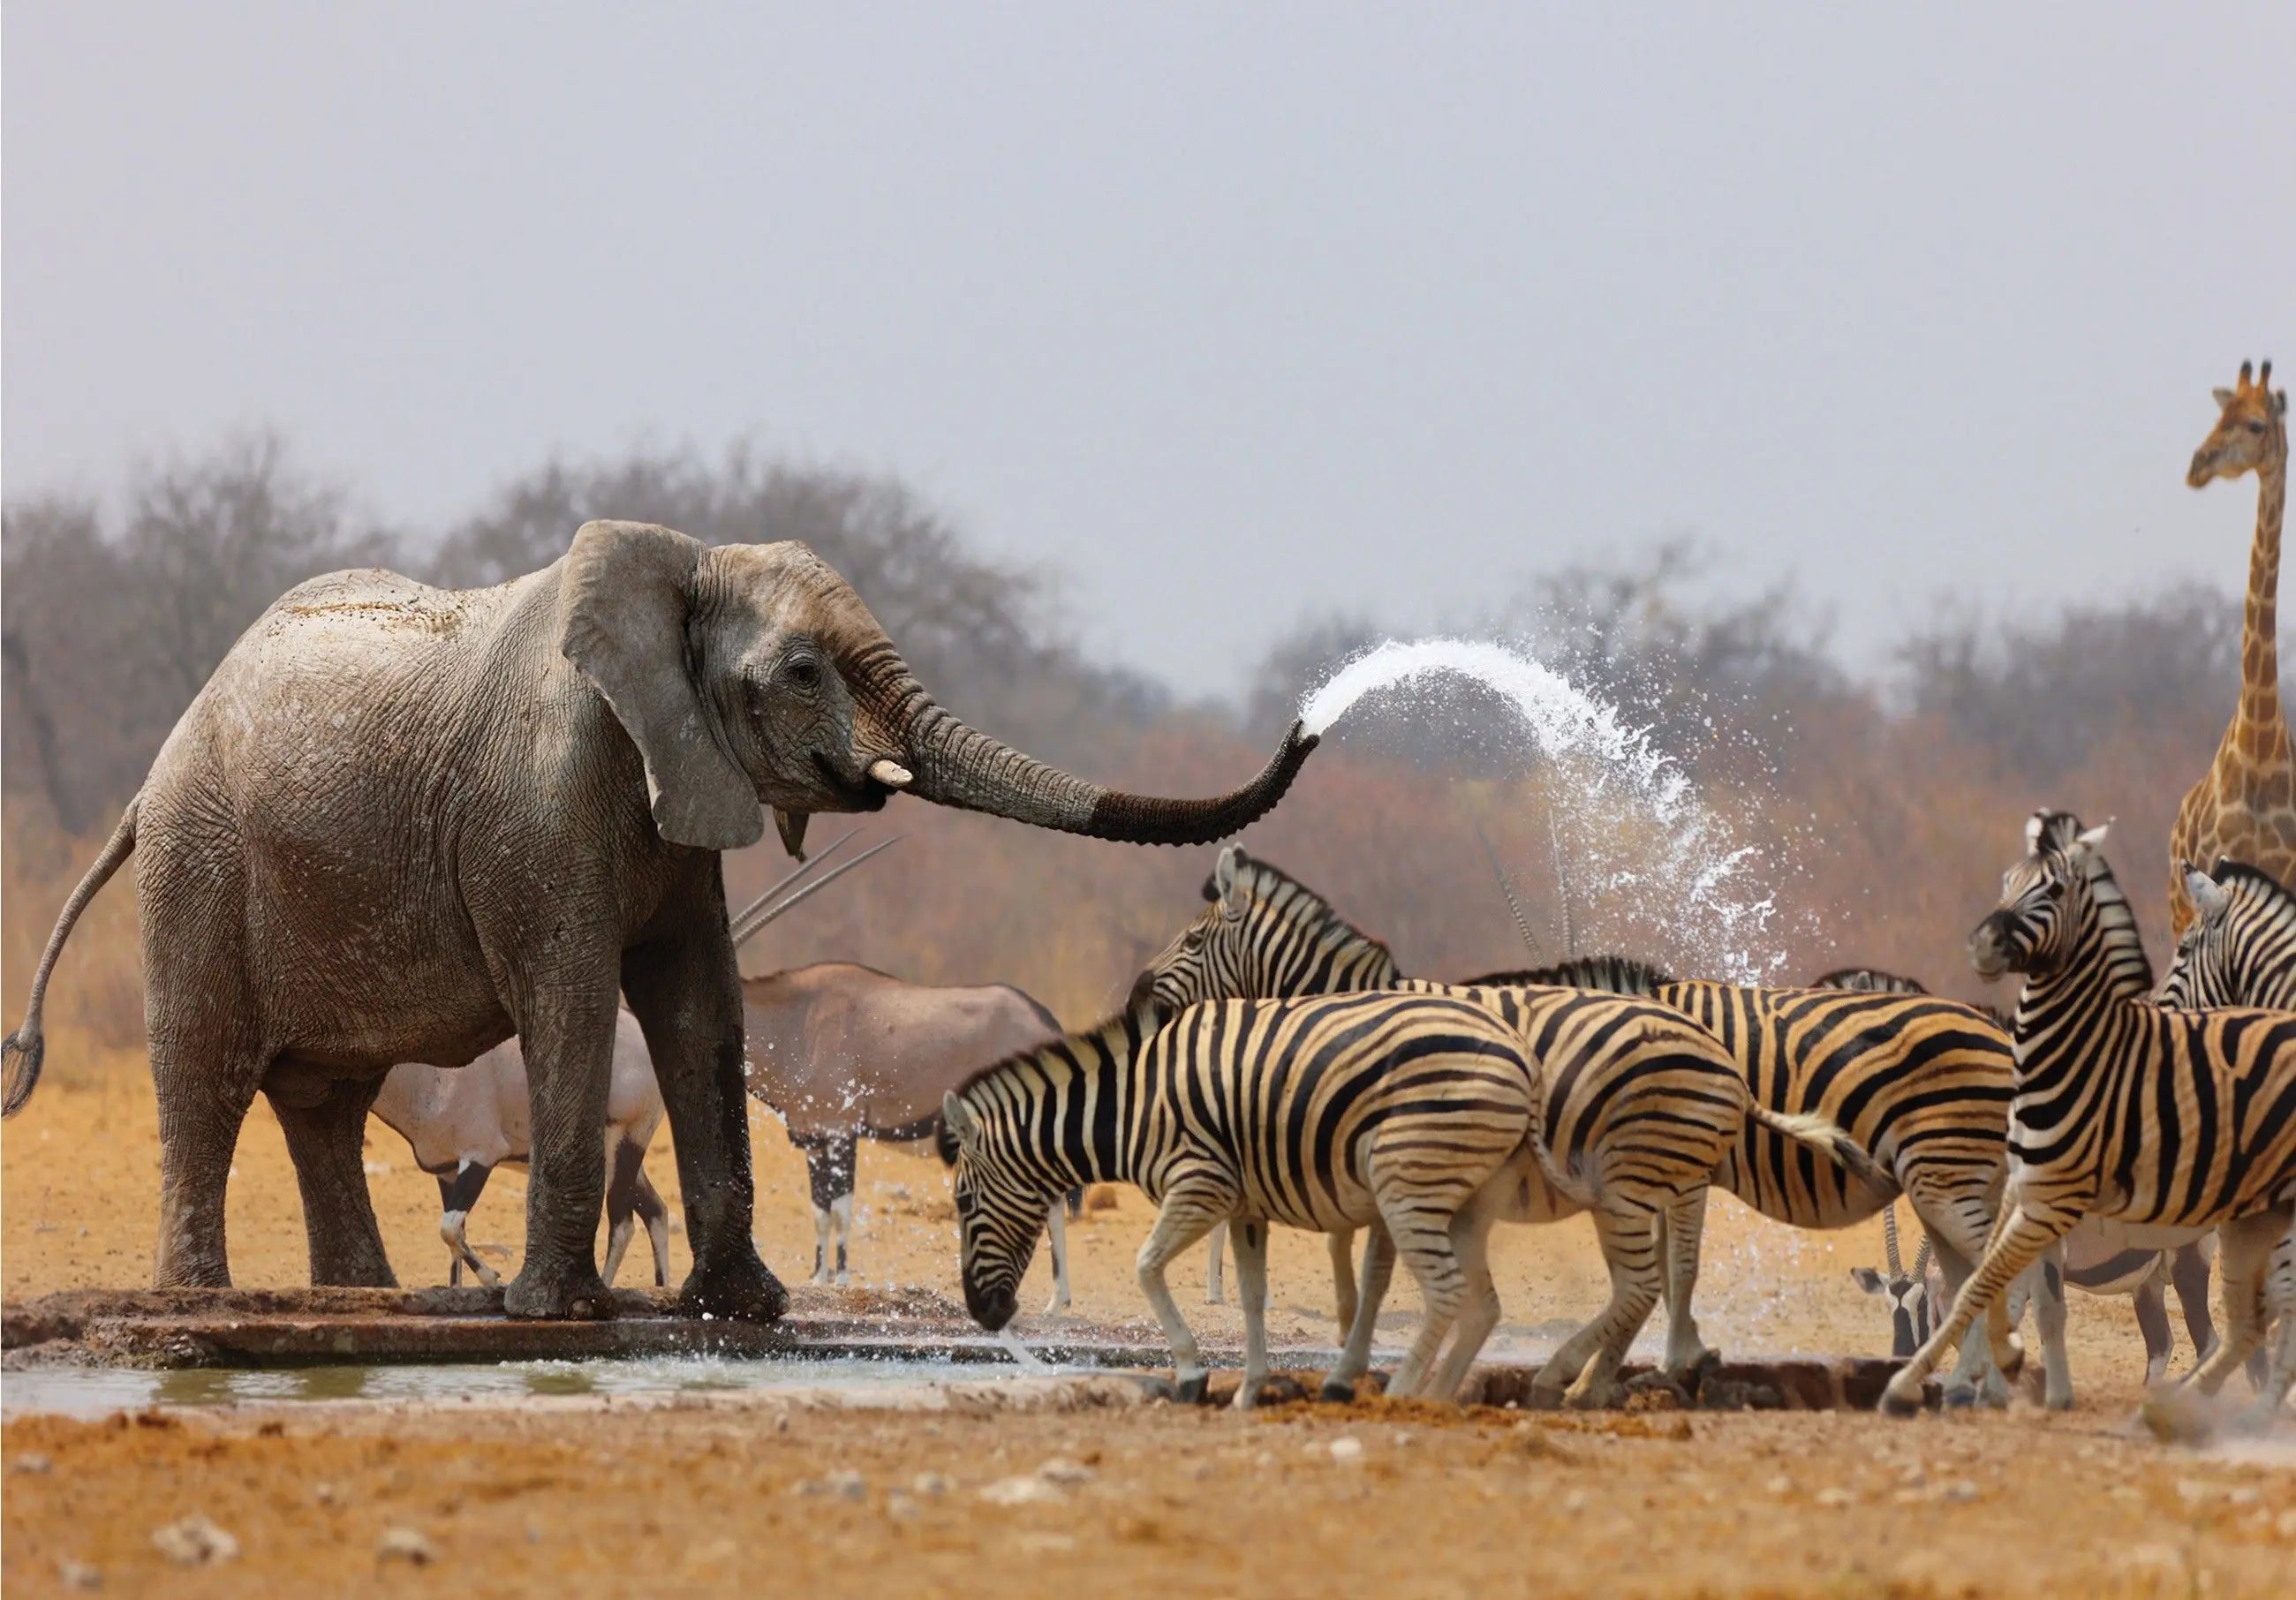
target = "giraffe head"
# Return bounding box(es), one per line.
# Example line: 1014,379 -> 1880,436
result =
2188,359 -> 2288,488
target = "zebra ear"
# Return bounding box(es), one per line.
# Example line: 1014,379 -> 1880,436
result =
2074,822 -> 2109,851
941,1092 -> 981,1153
2024,813 -> 2045,851
2188,871 -> 2232,920
1215,845 -> 1248,913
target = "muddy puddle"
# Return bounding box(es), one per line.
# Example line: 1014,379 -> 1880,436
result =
2,1352 -> 1053,1418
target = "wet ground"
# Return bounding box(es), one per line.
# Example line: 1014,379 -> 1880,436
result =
4,1069 -> 2292,1596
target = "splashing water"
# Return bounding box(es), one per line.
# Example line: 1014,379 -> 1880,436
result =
1299,638 -> 1792,979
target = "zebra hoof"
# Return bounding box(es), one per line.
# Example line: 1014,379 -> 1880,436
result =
1175,1373 -> 1209,1406
1942,1383 -> 1979,1411
1879,1384 -> 1924,1417
1318,1379 -> 1356,1404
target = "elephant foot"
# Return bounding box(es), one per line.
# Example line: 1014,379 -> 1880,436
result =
679,1252 -> 789,1324
1318,1378 -> 1356,1403
505,1260 -> 617,1321
311,1250 -> 399,1290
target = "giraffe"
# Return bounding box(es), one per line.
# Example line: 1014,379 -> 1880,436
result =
2169,358 -> 2294,936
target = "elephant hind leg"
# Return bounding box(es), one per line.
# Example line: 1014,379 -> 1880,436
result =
266,1070 -> 397,1288
149,1038 -> 264,1290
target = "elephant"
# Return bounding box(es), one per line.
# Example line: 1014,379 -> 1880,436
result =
2,520 -> 1318,1320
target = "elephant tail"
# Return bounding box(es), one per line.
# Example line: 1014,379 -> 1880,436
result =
4,798 -> 138,1118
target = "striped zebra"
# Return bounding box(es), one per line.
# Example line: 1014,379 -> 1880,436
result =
1144,849 -> 2041,1406
1811,962 -> 2225,1385
1881,814 -> 2296,1417
938,991 -> 1542,1408
1136,848 -> 1890,1406
2162,857 -> 2296,1011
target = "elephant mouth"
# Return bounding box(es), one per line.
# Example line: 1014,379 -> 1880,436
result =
811,750 -> 893,812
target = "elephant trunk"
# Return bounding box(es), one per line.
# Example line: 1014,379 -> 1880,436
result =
845,643 -> 1318,846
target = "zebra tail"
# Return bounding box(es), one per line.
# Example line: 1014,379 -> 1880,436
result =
1745,1103 -> 1893,1193
3,798 -> 138,1119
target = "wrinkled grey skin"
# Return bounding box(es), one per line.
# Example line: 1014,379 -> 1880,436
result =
372,1009 -> 668,1289
1,521 -> 1318,1320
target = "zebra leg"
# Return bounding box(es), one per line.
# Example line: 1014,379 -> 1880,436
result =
1883,1204 -> 2067,1415
1658,1189 -> 1713,1377
1043,1203 -> 1073,1316
1228,1219 -> 1273,1411
1204,1222 -> 1227,1306
2251,1212 -> 2294,1420
1915,1203 -> 2017,1408
1546,1203 -> 1665,1411
1372,1189 -> 1471,1401
1325,1221 -> 1395,1402
2189,1212 -> 2277,1398
1134,1181 -> 1234,1403
1328,1226 -> 1360,1337
1424,1204 -> 1503,1402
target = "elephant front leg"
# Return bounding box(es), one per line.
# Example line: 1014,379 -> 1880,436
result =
502,988 -> 619,1321
623,914 -> 784,1323
267,1072 -> 397,1287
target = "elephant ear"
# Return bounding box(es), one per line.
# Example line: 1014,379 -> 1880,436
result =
558,520 -> 763,851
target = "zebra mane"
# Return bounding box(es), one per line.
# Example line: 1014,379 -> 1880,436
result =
2053,824 -> 2156,997
1458,953 -> 1674,993
1809,965 -> 1930,995
940,1001 -> 1163,1161
1214,850 -> 1395,966
2209,857 -> 2296,907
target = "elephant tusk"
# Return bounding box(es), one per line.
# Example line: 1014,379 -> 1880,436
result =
868,759 -> 913,789
774,807 -> 811,861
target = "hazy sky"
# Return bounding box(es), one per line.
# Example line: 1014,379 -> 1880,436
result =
6,4 -> 2292,697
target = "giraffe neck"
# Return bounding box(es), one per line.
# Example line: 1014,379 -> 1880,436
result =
2235,428 -> 2289,748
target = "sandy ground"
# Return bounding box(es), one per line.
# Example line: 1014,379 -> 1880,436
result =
4,1066 -> 2293,1596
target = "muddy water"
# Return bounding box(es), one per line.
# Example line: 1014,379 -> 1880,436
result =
2,1354 -> 1041,1419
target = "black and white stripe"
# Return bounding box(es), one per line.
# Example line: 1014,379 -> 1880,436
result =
939,992 -> 1541,1408
1882,813 -> 2296,1417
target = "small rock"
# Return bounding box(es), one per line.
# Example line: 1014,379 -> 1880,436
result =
2226,1485 -> 2260,1507
2277,1507 -> 2296,1539
790,1470 -> 867,1500
1036,1458 -> 1095,1486
1939,1480 -> 1981,1504
1015,1531 -> 1076,1554
979,1475 -> 1065,1506
152,1514 -> 238,1566
11,1453 -> 53,1475
377,1528 -> 435,1566
1327,1437 -> 1364,1463
911,1473 -> 952,1498
1815,1487 -> 1854,1509
57,1559 -> 102,1590
1764,1475 -> 1793,1496
1562,1489 -> 1588,1513
2173,1478 -> 2212,1506
313,1481 -> 342,1506
886,1493 -> 921,1521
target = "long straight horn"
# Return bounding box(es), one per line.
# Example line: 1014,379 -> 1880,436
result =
731,836 -> 903,948
727,828 -> 859,933
1882,1205 -> 1904,1277
1477,821 -> 1542,962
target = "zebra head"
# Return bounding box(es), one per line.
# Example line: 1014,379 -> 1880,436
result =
1131,845 -> 1395,1009
937,1089 -> 1059,1332
2159,857 -> 2293,1009
1850,1211 -> 1936,1358
1969,812 -> 2109,982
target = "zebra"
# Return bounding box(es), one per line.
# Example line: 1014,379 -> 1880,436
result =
936,991 -> 1545,1408
1142,848 -> 2043,1407
1135,847 -> 1891,1406
1881,813 -> 2296,1418
2161,857 -> 2296,1012
1811,963 -> 2226,1384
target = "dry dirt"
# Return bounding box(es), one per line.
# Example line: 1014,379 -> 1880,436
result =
4,1065 -> 2293,1596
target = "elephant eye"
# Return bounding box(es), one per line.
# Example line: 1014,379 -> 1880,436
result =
782,652 -> 823,691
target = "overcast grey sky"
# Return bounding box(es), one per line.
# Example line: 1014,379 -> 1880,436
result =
6,4 -> 2292,696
